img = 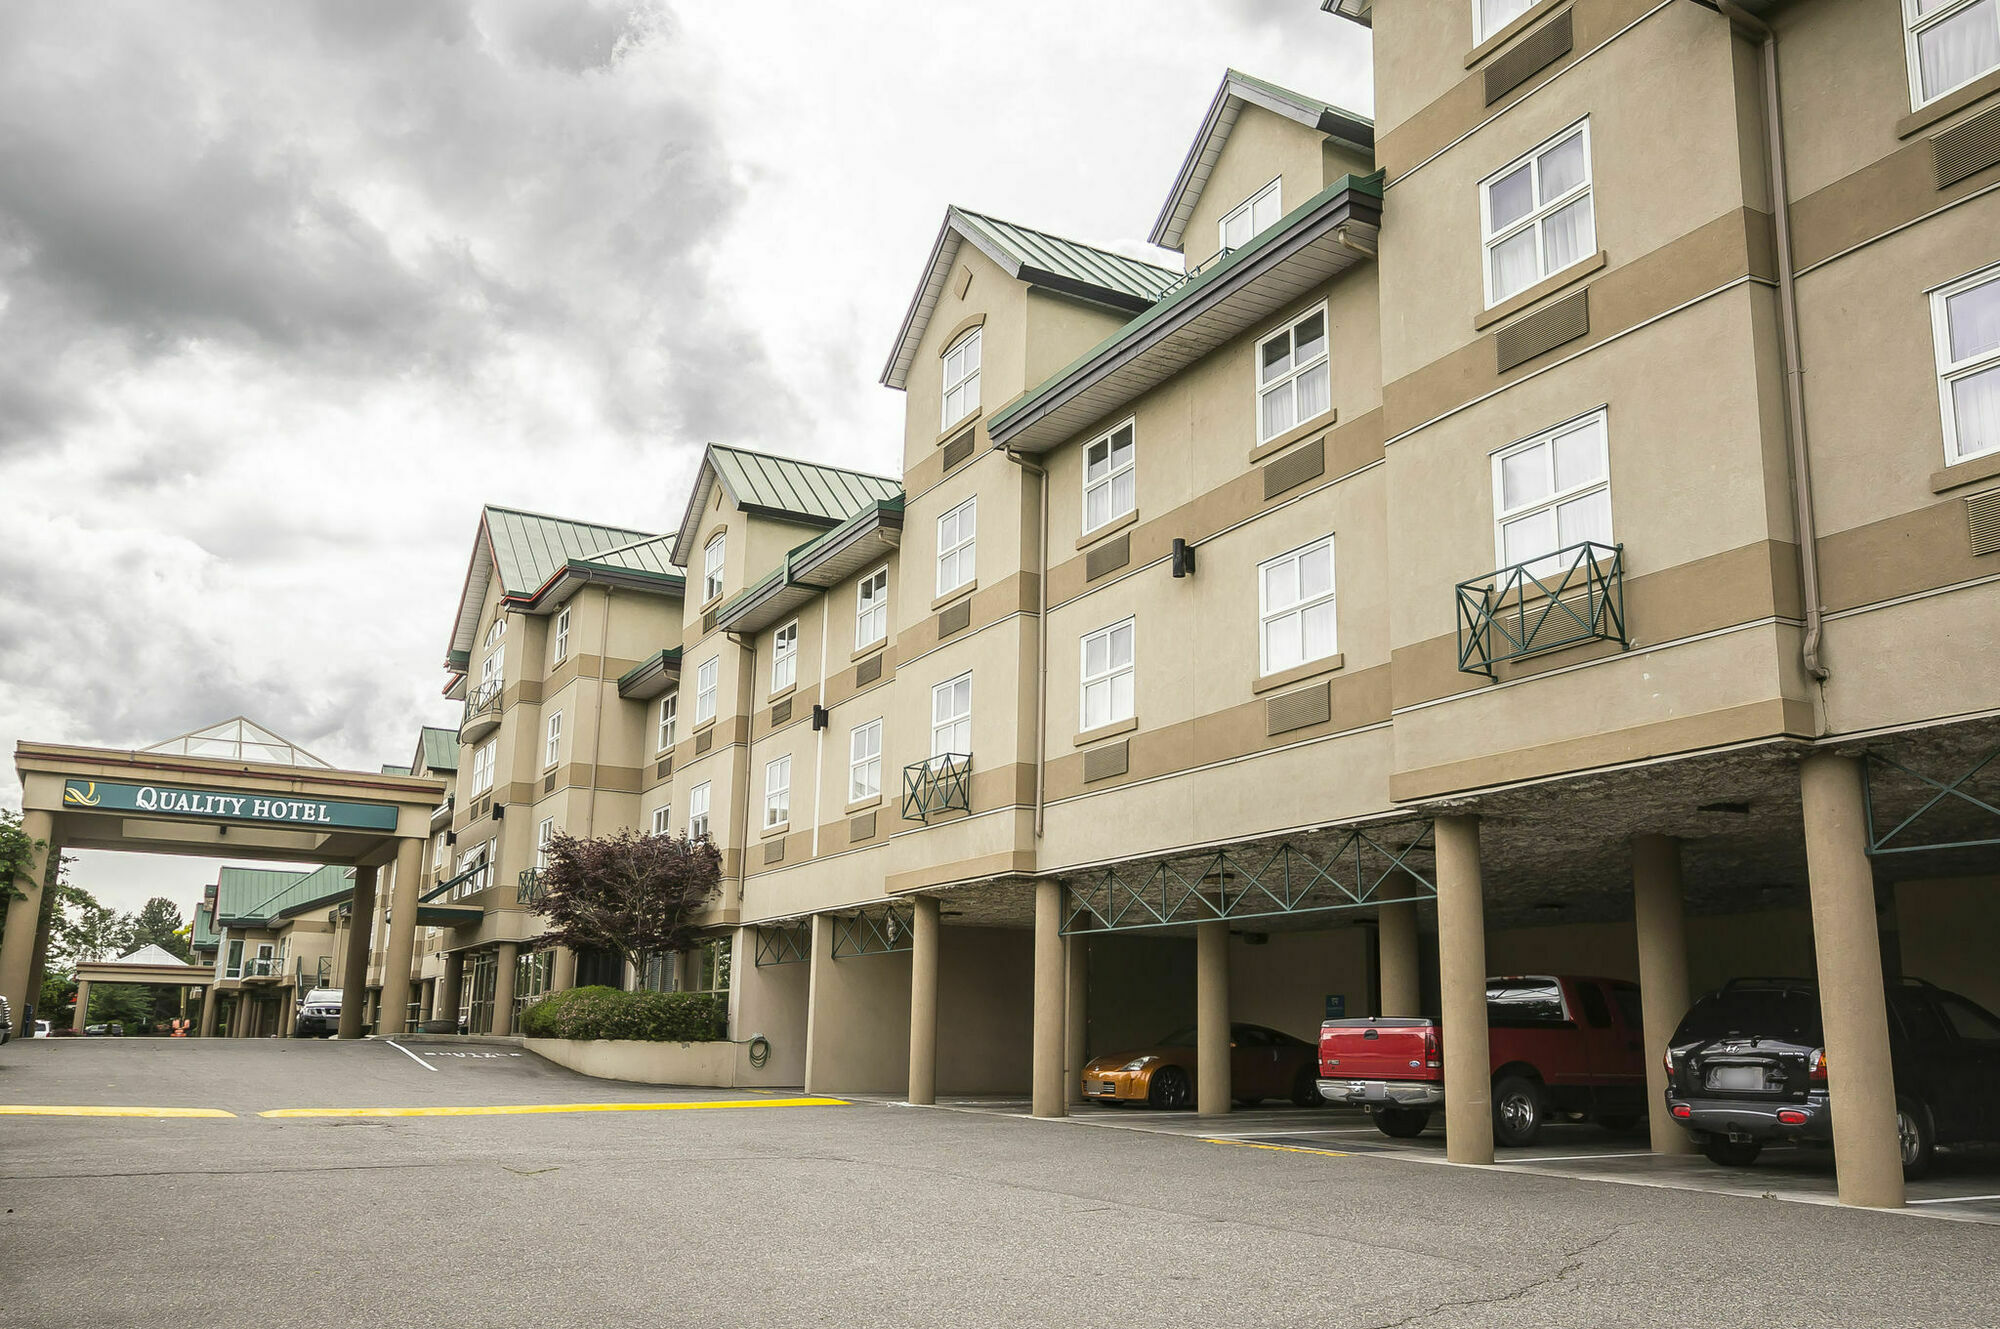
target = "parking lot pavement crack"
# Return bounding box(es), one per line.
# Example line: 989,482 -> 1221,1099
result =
1360,1220 -> 1642,1328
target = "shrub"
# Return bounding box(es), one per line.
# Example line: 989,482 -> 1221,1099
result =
518,986 -> 727,1043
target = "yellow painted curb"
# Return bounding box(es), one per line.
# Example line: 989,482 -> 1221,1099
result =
259,1096 -> 849,1119
0,1105 -> 236,1118
1207,1138 -> 1350,1158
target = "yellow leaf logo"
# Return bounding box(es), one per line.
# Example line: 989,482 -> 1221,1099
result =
63,781 -> 101,807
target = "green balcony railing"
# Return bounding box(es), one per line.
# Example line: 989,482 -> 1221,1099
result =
902,754 -> 972,824
517,868 -> 547,906
1456,540 -> 1625,678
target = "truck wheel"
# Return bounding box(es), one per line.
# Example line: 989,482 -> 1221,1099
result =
1374,1108 -> 1431,1139
1492,1075 -> 1546,1147
1148,1066 -> 1191,1111
1290,1066 -> 1321,1108
1897,1098 -> 1935,1180
1701,1136 -> 1763,1167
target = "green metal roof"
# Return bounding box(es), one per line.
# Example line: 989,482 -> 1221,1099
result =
952,209 -> 1182,306
575,532 -> 682,578
992,171 -> 1385,447
265,866 -> 357,920
716,497 -> 906,631
417,726 -> 459,774
213,865 -> 354,926
192,903 -> 218,950
484,505 -> 657,599
380,763 -> 410,775
710,446 -> 902,525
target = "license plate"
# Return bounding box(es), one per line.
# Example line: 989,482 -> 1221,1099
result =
1706,1065 -> 1766,1091
1095,1081 -> 1116,1094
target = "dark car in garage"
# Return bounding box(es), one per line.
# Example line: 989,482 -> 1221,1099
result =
1080,1023 -> 1321,1109
1665,976 -> 2000,1176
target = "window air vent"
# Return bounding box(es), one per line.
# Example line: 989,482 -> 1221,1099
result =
695,730 -> 713,755
771,698 -> 792,726
1083,739 -> 1130,783
942,432 -> 975,470
543,773 -> 555,794
1485,8 -> 1573,105
1085,533 -> 1131,581
763,838 -> 786,865
856,654 -> 883,686
1496,288 -> 1588,372
850,811 -> 877,842
1265,681 -> 1332,736
1934,101 -> 2000,189
937,599 -> 972,638
1968,489 -> 2000,555
656,757 -> 672,779
702,608 -> 718,634
1262,436 -> 1326,500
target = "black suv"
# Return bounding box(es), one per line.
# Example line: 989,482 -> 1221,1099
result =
1664,976 -> 2000,1176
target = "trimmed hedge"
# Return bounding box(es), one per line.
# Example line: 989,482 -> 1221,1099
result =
518,985 -> 727,1043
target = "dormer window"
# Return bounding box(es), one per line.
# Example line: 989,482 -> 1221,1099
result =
703,532 -> 726,603
1219,179 -> 1282,252
943,328 -> 982,429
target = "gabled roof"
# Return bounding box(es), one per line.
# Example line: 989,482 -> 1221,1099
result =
380,763 -> 410,775
144,717 -> 332,769
670,444 -> 903,568
192,903 -> 218,950
114,943 -> 192,968
1150,70 -> 1375,252
880,206 -> 1183,390
414,726 -> 459,776
577,532 -> 680,577
445,505 -> 659,667
715,497 -> 905,636
214,865 -> 354,925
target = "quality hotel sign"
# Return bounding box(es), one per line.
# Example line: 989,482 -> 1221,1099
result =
61,779 -> 400,832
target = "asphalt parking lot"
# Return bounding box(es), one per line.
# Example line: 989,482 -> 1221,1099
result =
4,1039 -> 1998,1329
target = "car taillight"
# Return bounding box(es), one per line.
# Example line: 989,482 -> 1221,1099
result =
1671,1104 -> 1691,1119
1809,1048 -> 1827,1082
1777,1109 -> 1809,1125
1423,1028 -> 1441,1069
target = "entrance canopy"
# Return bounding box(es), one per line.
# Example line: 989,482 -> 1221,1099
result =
72,943 -> 210,990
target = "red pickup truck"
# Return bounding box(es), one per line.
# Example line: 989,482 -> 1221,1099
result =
1317,975 -> 1648,1144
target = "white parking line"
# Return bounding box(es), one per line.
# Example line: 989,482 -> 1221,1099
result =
1908,1194 -> 2000,1206
384,1040 -> 437,1072
1203,1128 -> 1384,1137
1498,1150 -> 1662,1163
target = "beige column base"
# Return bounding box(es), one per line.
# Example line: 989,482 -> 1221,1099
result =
908,896 -> 940,1106
1801,753 -> 1905,1209
377,839 -> 424,1036
199,985 -> 219,1038
552,945 -> 578,992
1065,934 -> 1088,1105
1377,900 -> 1421,1017
492,942 -> 520,1036
71,979 -> 91,1034
1196,920 -> 1231,1116
437,951 -> 464,1027
337,868 -> 378,1039
1435,815 -> 1493,1164
1633,834 -> 1694,1155
1031,881 -> 1067,1118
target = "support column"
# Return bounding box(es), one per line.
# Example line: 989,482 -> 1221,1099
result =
0,809 -> 56,1024
1632,834 -> 1694,1155
419,977 -> 435,1023
1065,935 -> 1088,1105
199,986 -> 218,1038
1378,900 -> 1421,1017
1031,881 -> 1067,1118
336,867 -> 377,1039
1196,920 -> 1231,1115
492,942 -> 520,1036
1435,815 -> 1493,1164
378,839 -> 424,1036
908,896 -> 939,1106
803,914 -> 832,1095
71,979 -> 91,1033
230,995 -> 250,1038
438,950 -> 464,1028
1801,753 -> 1904,1208
552,945 -> 577,992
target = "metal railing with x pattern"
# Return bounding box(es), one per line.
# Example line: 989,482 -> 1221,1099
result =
1062,824 -> 1436,936
754,923 -> 811,967
830,904 -> 915,958
1457,540 -> 1625,677
1862,744 -> 2000,856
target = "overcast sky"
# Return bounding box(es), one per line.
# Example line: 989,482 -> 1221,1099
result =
0,0 -> 1372,916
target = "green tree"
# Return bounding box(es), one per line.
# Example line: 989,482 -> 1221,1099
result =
0,808 -> 49,953
129,897 -> 190,961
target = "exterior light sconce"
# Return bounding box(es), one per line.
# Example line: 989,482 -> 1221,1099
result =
811,704 -> 829,731
1171,538 -> 1197,578
492,803 -> 505,821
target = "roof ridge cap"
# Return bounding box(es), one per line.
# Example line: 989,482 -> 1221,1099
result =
708,442 -> 901,486
482,502 -> 652,535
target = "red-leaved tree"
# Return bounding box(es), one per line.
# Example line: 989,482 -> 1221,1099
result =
530,829 -> 722,972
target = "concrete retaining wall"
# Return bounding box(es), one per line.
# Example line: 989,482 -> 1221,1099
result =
524,1036 -> 797,1088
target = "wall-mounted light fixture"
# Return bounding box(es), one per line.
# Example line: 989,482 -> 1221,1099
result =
811,704 -> 829,731
1171,538 -> 1197,578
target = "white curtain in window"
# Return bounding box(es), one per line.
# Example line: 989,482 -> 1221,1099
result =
1917,0 -> 2000,100
1540,195 -> 1594,274
1954,365 -> 2000,456
1489,230 -> 1539,304
1480,0 -> 1535,36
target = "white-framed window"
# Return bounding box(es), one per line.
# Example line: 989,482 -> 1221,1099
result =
695,656 -> 718,724
1080,619 -> 1136,731
849,719 -> 883,802
1492,409 -> 1613,570
855,566 -> 889,650
1259,536 -> 1338,675
1083,420 -> 1137,534
1482,119 -> 1594,308
1930,263 -> 2000,465
478,640 -> 505,706
553,606 -> 570,664
651,804 -> 671,836
936,496 -> 976,597
544,711 -> 563,768
456,842 -> 490,898
1257,306 -> 1331,443
689,782 -> 711,840
536,818 -> 554,869
703,532 -> 726,603
658,692 -> 678,752
1474,0 -> 1537,42
471,739 -> 496,794
763,755 -> 791,829
942,327 -> 982,429
1219,177 -> 1282,251
1905,0 -> 2000,107
484,616 -> 506,648
771,620 -> 798,693
931,673 -> 972,759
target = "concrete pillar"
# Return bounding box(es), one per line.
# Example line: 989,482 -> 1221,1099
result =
337,868 -> 378,1039
1378,900 -> 1421,1017
492,942 -> 520,1036
438,950 -> 464,1027
378,839 -> 424,1036
1435,815 -> 1494,1164
552,945 -> 577,992
199,986 -> 218,1038
230,995 -> 250,1038
419,977 -> 434,1022
1031,881 -> 1067,1119
1632,834 -> 1694,1155
1065,934 -> 1088,1105
71,979 -> 91,1033
1196,920 -> 1231,1115
0,809 -> 56,1024
1801,753 -> 1905,1209
908,896 -> 940,1106
803,914 -> 833,1094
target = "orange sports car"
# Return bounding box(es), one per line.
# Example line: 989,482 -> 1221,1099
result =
1080,1022 -> 1322,1109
